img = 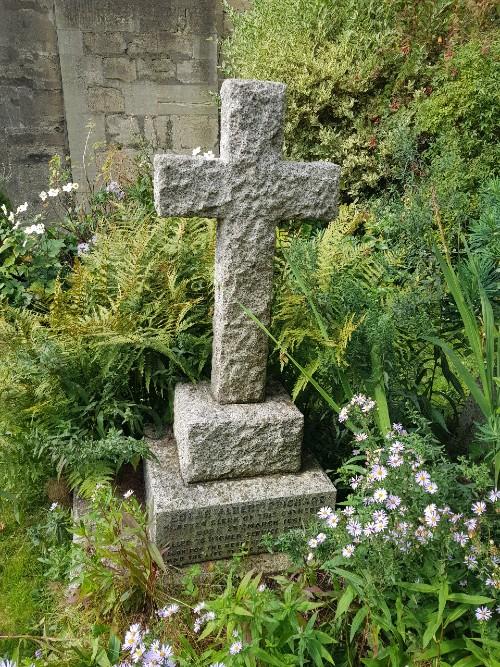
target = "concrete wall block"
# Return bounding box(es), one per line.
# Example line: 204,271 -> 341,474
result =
83,32 -> 127,55
122,81 -> 213,116
87,86 -> 125,113
103,57 -> 136,82
192,35 -> 218,62
54,0 -> 139,32
176,59 -> 214,85
171,114 -> 218,152
159,33 -> 194,61
136,57 -> 176,83
81,55 -> 104,86
105,114 -> 141,146
144,115 -> 172,150
156,83 -> 213,105
0,8 -> 59,53
127,33 -> 164,57
57,29 -> 84,56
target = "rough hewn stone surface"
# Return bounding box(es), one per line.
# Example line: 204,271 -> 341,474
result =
174,381 -> 303,482
154,79 -> 341,404
145,430 -> 336,565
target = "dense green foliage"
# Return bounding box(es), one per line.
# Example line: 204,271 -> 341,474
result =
226,0 -> 499,464
1,1 -> 499,664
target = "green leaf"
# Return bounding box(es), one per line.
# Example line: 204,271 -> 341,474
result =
147,542 -> 166,571
422,613 -> 440,648
252,647 -> 289,666
350,605 -> 369,642
398,582 -> 440,593
418,639 -> 466,659
335,584 -> 355,621
448,593 -> 494,605
330,566 -> 364,589
443,604 -> 469,628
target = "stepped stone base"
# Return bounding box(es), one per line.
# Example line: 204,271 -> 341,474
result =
145,431 -> 336,566
174,381 -> 303,483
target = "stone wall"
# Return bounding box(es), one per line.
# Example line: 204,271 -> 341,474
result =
0,0 -> 250,205
54,0 -> 221,191
0,0 -> 67,205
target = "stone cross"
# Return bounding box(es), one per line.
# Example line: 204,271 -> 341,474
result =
154,79 -> 340,404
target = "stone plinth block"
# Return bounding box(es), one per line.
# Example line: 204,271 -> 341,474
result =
145,431 -> 336,566
174,382 -> 303,483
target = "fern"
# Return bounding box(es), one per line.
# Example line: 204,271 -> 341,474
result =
0,213 -> 215,447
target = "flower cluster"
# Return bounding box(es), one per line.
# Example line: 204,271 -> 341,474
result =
192,600 -> 216,633
192,146 -> 216,160
338,393 -> 376,423
105,180 -> 125,200
39,182 -> 79,201
306,397 -> 499,623
119,623 -> 176,667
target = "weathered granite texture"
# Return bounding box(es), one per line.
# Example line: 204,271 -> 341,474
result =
174,381 -> 303,482
154,79 -> 340,404
145,431 -> 336,565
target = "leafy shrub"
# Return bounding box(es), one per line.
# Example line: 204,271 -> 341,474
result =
71,485 -> 166,621
225,0 -> 498,201
281,396 -> 500,664
0,212 -> 214,446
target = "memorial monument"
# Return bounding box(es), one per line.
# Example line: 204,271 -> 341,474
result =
145,79 -> 339,565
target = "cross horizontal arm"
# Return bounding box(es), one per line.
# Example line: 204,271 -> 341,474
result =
269,161 -> 341,221
154,154 -> 228,219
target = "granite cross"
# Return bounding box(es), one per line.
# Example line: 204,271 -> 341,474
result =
154,79 -> 340,405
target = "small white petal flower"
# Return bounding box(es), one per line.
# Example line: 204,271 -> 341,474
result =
192,146 -> 201,155
229,641 -> 243,655
62,182 -> 74,193
49,502 -> 59,511
342,544 -> 355,558
308,537 -> 318,549
338,407 -> 349,423
415,470 -> 431,487
373,488 -> 388,503
354,432 -> 368,442
371,464 -> 388,481
316,532 -> 327,544
157,603 -> 179,618
47,188 -> 60,197
472,501 -> 487,516
16,202 -> 28,214
123,489 -> 134,499
475,606 -> 492,622
24,223 -> 45,235
346,520 -> 362,537
39,191 -> 48,201
203,150 -> 216,160
326,513 -> 340,528
350,475 -> 363,489
317,506 -> 333,519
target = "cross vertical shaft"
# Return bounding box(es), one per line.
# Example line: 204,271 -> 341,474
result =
154,79 -> 340,405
